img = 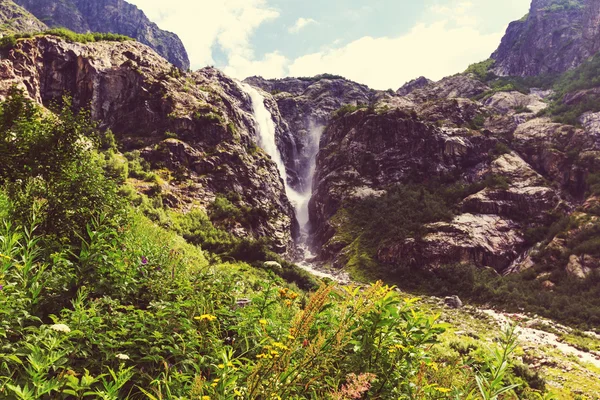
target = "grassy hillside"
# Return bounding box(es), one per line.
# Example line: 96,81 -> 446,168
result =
0,88 -> 556,398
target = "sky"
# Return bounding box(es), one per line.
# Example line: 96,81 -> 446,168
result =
127,0 -> 531,90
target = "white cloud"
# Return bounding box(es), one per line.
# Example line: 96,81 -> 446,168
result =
127,0 -> 530,89
288,17 -> 317,34
127,0 -> 279,68
286,21 -> 503,90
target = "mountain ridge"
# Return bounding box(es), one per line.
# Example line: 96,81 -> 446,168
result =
12,0 -> 190,69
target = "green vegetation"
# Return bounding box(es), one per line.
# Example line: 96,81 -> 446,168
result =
0,27 -> 132,50
544,53 -> 600,124
331,178 -> 600,330
0,88 -> 545,398
542,0 -> 585,12
331,103 -> 369,119
297,73 -> 346,82
331,182 -> 485,280
464,59 -> 497,81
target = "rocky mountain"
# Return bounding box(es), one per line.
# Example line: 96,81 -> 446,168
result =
0,34 -> 295,253
0,0 -> 47,34
492,0 -> 600,76
12,0 -> 190,69
249,69 -> 600,286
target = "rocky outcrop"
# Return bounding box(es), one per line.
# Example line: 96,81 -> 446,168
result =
13,0 -> 190,69
406,74 -> 489,103
0,35 -> 295,252
396,76 -> 432,96
491,0 -> 600,76
309,107 -> 498,258
378,214 -> 525,272
484,91 -> 548,115
0,0 -> 47,34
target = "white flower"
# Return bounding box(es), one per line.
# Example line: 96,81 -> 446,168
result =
50,324 -> 71,333
115,353 -> 130,360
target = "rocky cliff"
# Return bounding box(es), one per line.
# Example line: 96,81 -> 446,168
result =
12,0 -> 190,69
0,0 -> 47,34
246,68 -> 600,281
492,0 -> 600,76
0,34 -> 295,252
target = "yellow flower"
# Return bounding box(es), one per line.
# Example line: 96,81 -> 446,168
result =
218,364 -> 224,369
202,396 -> 210,400
194,314 -> 217,322
227,362 -> 234,367
435,387 -> 451,393
287,334 -> 295,340
259,319 -> 267,325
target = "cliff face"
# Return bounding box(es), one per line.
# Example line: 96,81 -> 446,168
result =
292,73 -> 600,278
0,0 -> 47,34
0,35 -> 295,253
13,0 -> 190,69
491,0 -> 600,76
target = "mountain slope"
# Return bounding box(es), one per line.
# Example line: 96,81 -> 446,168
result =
492,0 -> 600,76
0,0 -> 46,34
12,0 -> 190,69
0,34 -> 295,253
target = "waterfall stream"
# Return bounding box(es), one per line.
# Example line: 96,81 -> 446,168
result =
240,82 -> 350,283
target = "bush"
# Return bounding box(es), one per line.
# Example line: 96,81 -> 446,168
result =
0,88 -> 123,243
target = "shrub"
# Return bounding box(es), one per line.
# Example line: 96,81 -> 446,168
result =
0,88 -> 123,242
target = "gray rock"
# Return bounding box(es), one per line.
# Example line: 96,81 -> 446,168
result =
444,296 -> 463,309
491,0 -> 599,77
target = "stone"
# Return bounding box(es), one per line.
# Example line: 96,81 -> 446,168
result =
396,76 -> 433,96
263,261 -> 283,271
541,280 -> 556,290
444,296 -> 463,309
0,35 -> 297,254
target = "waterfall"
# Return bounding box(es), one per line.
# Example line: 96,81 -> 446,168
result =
240,83 -> 306,230
241,83 -> 348,280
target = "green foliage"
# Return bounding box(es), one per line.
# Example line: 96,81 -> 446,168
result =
464,59 -> 497,81
0,28 -> 132,49
297,73 -> 346,82
0,88 -> 122,242
542,0 -> 585,12
545,53 -> 600,124
124,151 -> 156,182
331,103 -> 368,119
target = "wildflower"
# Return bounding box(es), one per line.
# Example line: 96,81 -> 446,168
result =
435,387 -> 452,393
259,319 -> 267,325
218,364 -> 225,369
194,314 -> 217,322
287,334 -> 295,340
202,396 -> 210,400
50,324 -> 71,333
141,256 -> 148,265
0,284 -> 3,291
115,353 -> 130,360
227,362 -> 234,367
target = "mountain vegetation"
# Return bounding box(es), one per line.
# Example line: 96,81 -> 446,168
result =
1,0 -> 600,397
0,89 -> 547,400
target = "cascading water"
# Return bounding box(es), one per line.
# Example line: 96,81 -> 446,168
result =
241,83 -> 349,282
241,84 -> 320,261
241,83 -> 305,218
